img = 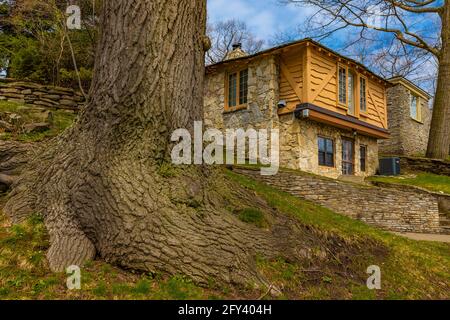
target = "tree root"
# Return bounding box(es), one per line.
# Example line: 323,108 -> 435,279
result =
0,173 -> 16,187
0,141 -> 36,175
0,141 -> 36,197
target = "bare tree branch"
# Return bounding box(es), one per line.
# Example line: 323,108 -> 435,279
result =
206,19 -> 264,65
392,0 -> 443,13
282,0 -> 442,57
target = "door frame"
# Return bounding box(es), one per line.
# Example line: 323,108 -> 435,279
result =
341,137 -> 355,175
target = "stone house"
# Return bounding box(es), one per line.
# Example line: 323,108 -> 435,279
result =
379,76 -> 432,157
204,39 -> 390,179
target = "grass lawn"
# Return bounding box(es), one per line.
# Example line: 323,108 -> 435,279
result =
368,173 -> 450,195
0,210 -> 231,300
0,169 -> 448,300
0,100 -> 76,142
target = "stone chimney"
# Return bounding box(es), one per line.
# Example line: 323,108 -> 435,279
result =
225,43 -> 248,60
232,43 -> 242,50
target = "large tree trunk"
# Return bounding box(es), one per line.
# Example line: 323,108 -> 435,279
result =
426,1 -> 450,159
1,0 -> 359,287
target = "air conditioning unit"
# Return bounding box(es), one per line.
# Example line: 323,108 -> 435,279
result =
379,157 -> 401,176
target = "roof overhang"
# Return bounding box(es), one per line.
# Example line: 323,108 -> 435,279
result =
206,39 -> 390,86
294,103 -> 390,139
388,76 -> 432,100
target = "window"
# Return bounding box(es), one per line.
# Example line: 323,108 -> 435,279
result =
338,67 -> 347,104
347,71 -> 356,115
239,69 -> 248,105
318,137 -> 334,167
338,65 -> 368,116
226,68 -> 248,111
360,145 -> 367,172
228,73 -> 237,107
360,77 -> 367,112
410,93 -> 421,121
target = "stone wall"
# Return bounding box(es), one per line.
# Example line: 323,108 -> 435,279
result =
204,56 -> 278,131
370,180 -> 450,214
234,167 -> 442,234
279,115 -> 378,178
399,156 -> 450,176
379,83 -> 431,156
0,79 -> 85,110
204,56 -> 379,179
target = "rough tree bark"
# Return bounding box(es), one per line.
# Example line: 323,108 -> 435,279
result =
2,0 -> 366,286
0,141 -> 34,188
427,1 -> 450,159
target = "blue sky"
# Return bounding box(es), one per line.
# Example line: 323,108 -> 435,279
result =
207,0 -> 314,45
207,0 -> 439,50
206,0 -> 439,93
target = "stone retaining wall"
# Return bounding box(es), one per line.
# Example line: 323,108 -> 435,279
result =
399,156 -> 450,176
371,180 -> 450,217
0,79 -> 85,110
234,167 -> 442,234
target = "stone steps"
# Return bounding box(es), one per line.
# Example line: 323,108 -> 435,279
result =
337,175 -> 367,184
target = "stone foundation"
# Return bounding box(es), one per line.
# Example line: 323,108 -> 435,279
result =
278,115 -> 379,179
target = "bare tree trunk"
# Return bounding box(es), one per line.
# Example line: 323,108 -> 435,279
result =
427,1 -> 450,159
2,0 -> 363,286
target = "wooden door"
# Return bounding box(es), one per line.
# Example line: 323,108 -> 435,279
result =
342,138 -> 354,175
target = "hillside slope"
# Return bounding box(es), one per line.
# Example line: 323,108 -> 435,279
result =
0,169 -> 448,300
